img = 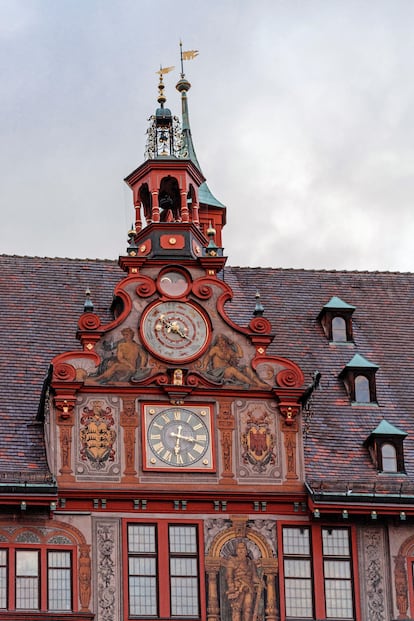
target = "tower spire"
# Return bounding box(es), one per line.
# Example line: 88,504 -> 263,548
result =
176,44 -> 201,168
175,43 -> 225,211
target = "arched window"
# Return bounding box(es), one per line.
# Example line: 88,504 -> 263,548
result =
381,443 -> 398,472
332,316 -> 347,342
355,375 -> 370,403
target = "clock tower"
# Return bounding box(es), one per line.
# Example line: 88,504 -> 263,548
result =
47,51 -> 307,621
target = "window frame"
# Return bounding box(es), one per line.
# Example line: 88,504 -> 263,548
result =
0,543 -> 75,613
281,526 -> 314,619
354,374 -> 371,403
279,523 -> 360,621
376,439 -> 405,473
322,528 -> 354,619
124,519 -> 205,621
319,309 -> 354,343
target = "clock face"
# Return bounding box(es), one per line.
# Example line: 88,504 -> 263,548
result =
140,301 -> 209,362
143,405 -> 214,471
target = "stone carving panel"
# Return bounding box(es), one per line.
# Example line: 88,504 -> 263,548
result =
95,519 -> 120,621
205,516 -> 278,621
234,400 -> 281,482
75,395 -> 121,482
358,526 -> 388,621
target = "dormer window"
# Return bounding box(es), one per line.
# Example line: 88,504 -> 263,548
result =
318,296 -> 355,343
364,420 -> 407,473
332,316 -> 347,342
381,443 -> 397,472
339,354 -> 379,404
354,374 -> 370,403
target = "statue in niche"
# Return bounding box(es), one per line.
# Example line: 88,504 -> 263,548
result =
90,328 -> 148,384
198,334 -> 268,389
223,540 -> 264,621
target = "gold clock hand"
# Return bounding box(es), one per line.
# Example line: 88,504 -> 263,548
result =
170,428 -> 195,443
173,425 -> 182,454
159,316 -> 191,340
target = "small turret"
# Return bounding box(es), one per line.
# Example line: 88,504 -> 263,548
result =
121,46 -> 226,271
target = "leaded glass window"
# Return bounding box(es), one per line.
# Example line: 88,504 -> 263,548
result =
282,527 -> 313,618
48,550 -> 72,610
322,528 -> 354,619
169,525 -> 199,617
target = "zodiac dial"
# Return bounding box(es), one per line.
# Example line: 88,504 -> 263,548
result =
140,301 -> 209,362
144,405 -> 214,471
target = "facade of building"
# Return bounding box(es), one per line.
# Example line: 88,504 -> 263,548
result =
1,64 -> 414,621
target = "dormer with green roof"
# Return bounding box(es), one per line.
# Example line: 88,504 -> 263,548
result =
339,353 -> 379,403
365,419 -> 407,473
318,295 -> 356,342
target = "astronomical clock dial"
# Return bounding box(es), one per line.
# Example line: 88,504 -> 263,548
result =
143,404 -> 214,471
140,300 -> 209,363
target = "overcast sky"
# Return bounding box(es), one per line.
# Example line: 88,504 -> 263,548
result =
1,0 -> 414,271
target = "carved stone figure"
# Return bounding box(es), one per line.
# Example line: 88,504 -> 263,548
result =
91,328 -> 148,383
199,334 -> 268,389
225,541 -> 264,621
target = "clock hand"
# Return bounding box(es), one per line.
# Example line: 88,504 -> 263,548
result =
158,316 -> 191,340
170,428 -> 195,443
173,425 -> 182,455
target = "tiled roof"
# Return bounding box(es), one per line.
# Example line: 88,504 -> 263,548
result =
0,255 -> 123,478
2,255 -> 414,494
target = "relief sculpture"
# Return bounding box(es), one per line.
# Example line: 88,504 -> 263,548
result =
80,401 -> 116,469
225,540 -> 264,621
241,409 -> 276,473
205,517 -> 278,621
88,327 -> 149,384
198,334 -> 269,389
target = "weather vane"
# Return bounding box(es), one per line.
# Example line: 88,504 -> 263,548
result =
179,40 -> 199,78
156,65 -> 175,76
155,43 -> 199,81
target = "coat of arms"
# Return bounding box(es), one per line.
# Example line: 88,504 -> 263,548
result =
80,401 -> 116,469
241,410 -> 276,473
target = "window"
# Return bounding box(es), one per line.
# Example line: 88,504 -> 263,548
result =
47,550 -> 72,611
381,443 -> 398,472
354,375 -> 370,403
364,419 -> 407,473
169,525 -> 199,617
339,354 -> 378,404
0,546 -> 72,612
318,297 -> 355,342
282,525 -> 355,620
322,528 -> 354,619
16,550 -> 39,609
332,316 -> 347,342
0,550 -> 7,609
127,521 -> 201,619
282,527 -> 313,618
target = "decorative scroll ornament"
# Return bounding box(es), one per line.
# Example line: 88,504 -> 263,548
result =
78,313 -> 101,331
54,362 -> 77,382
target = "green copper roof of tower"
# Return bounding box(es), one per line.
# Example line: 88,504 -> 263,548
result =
176,77 -> 225,209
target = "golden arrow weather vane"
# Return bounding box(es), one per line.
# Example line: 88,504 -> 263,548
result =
156,65 -> 175,76
156,44 -> 199,80
180,41 -> 199,77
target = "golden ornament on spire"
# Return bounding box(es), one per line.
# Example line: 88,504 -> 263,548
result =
182,50 -> 199,61
156,65 -> 175,76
